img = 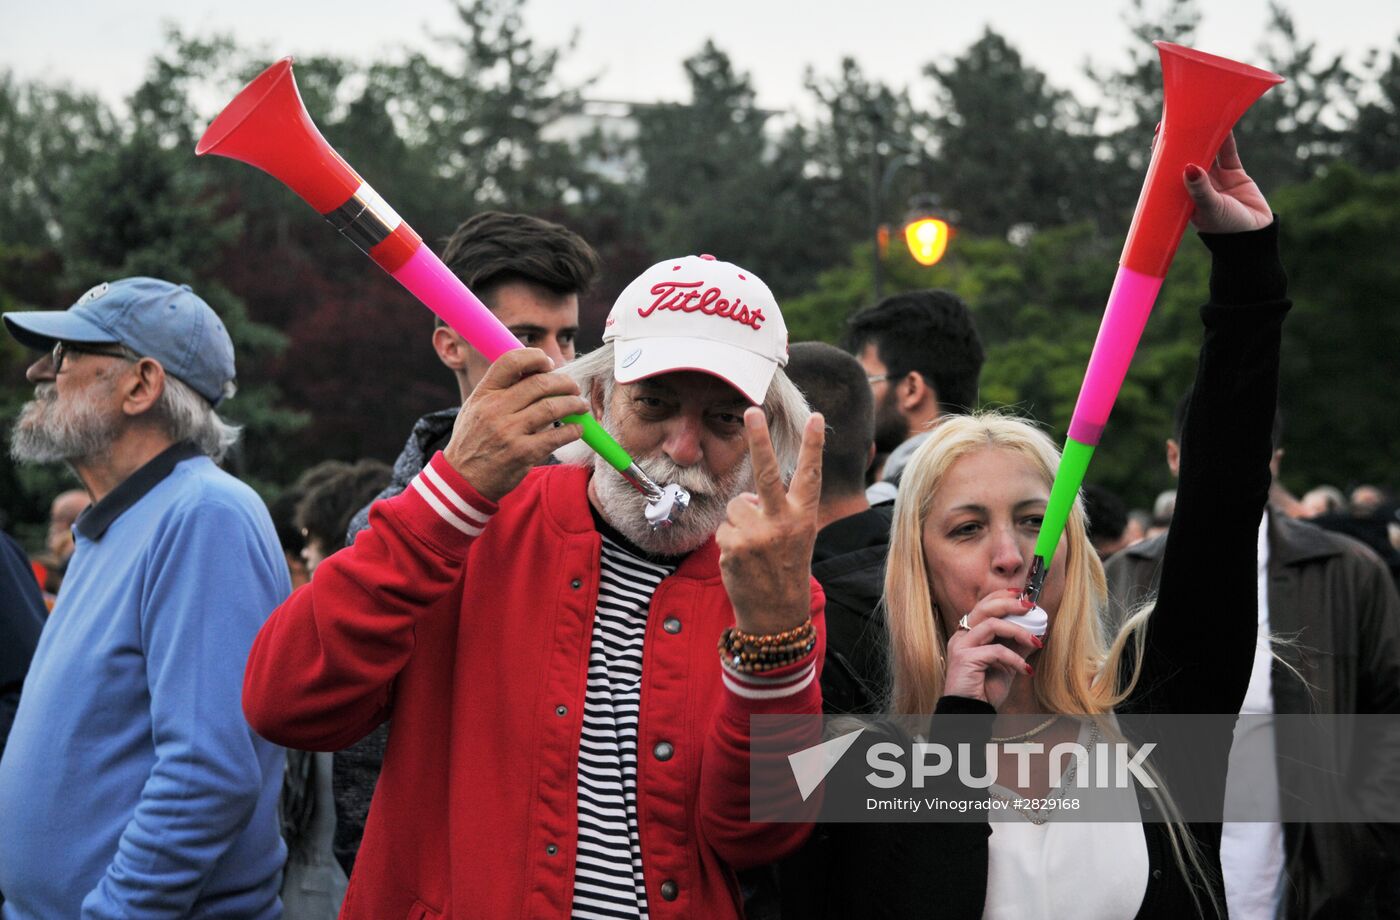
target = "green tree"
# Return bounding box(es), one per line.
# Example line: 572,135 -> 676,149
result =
381,0 -> 590,215
1345,38 -> 1400,172
1234,2 -> 1360,192
0,75 -> 119,248
1271,165 -> 1400,493
1088,0 -> 1203,178
923,29 -> 1110,236
784,214 -> 1222,509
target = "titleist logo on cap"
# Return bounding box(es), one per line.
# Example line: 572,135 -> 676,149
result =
637,280 -> 766,331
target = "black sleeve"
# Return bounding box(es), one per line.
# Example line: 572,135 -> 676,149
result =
792,696 -> 994,920
1127,219 -> 1290,717
0,532 -> 46,757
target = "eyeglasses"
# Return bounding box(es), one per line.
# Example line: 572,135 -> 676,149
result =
51,341 -> 137,374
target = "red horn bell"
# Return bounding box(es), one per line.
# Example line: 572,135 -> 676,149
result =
1121,42 -> 1285,277
197,57 -> 420,271
196,58 -> 362,216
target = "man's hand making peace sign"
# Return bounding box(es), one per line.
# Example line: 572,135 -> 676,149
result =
716,407 -> 826,635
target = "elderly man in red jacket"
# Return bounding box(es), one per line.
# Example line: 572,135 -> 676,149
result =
244,254 -> 825,920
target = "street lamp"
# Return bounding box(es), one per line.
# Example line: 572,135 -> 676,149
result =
904,214 -> 951,266
871,154 -> 955,298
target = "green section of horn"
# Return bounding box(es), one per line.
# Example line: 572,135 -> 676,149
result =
572,413 -> 632,471
1035,437 -> 1096,563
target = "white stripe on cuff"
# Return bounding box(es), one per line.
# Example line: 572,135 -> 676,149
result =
723,661 -> 821,685
423,462 -> 492,524
721,662 -> 817,700
409,477 -> 485,536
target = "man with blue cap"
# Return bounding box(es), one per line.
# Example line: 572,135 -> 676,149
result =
0,278 -> 290,918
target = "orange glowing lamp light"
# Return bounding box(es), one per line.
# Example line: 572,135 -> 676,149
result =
904,217 -> 950,266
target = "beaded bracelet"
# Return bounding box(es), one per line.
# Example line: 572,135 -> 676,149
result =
719,618 -> 818,674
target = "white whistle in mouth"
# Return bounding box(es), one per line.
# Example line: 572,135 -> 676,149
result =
1004,605 -> 1049,637
644,483 -> 691,530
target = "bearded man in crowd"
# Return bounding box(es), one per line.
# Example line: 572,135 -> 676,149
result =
244,254 -> 826,920
0,278 -> 289,918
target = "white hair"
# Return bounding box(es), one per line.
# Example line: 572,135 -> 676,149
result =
557,341 -> 810,475
151,373 -> 242,463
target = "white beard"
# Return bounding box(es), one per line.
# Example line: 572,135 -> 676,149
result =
11,382 -> 121,464
589,402 -> 754,557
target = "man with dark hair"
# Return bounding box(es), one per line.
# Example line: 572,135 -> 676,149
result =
785,342 -> 889,715
1082,482 -> 1134,560
0,278 -> 289,918
844,289 -> 984,502
296,460 -> 391,574
346,211 -> 599,541
334,212 -> 599,875
1106,387 -> 1400,920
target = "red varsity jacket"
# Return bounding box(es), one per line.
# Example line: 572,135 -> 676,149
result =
243,453 -> 824,920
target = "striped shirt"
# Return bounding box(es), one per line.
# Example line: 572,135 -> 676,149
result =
571,532 -> 677,920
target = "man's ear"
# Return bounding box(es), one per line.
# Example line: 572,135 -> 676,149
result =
121,359 -> 166,417
1165,438 -> 1181,478
900,371 -> 939,417
589,379 -> 607,418
433,326 -> 470,371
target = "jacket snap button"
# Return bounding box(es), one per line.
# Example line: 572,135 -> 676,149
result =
663,617 -> 681,634
1151,868 -> 1162,881
660,880 -> 679,901
653,741 -> 674,762
546,843 -> 558,856
571,578 -> 582,589
555,705 -> 568,716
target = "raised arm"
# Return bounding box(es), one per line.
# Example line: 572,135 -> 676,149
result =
1130,134 -> 1290,715
244,349 -> 585,749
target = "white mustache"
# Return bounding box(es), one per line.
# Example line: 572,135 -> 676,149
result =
632,457 -> 730,500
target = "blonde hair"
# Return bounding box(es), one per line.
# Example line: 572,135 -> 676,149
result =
883,410 -> 1220,916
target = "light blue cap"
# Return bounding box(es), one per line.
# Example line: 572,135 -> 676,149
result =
3,277 -> 237,406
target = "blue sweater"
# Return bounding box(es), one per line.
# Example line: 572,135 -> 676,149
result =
0,447 -> 291,919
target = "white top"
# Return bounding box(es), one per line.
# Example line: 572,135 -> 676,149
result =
982,721 -> 1148,920
1219,514 -> 1286,919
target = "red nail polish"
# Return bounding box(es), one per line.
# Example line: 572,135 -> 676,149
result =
1025,665 -> 1034,676
1021,598 -> 1034,609
1033,637 -> 1044,649
1185,163 -> 1204,181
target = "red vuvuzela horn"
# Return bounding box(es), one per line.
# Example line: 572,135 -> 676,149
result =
197,58 -> 690,524
1023,42 -> 1283,605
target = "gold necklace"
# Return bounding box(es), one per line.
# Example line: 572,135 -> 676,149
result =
990,714 -> 1060,743
988,723 -> 1100,825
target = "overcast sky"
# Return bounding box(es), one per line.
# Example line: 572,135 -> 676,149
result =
5,0 -> 1398,115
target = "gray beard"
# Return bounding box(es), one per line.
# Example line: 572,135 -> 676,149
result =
10,383 -> 121,465
591,404 -> 754,557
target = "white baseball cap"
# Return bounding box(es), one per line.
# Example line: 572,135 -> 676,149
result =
603,254 -> 788,405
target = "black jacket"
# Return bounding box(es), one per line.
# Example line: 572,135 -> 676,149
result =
813,503 -> 893,715
807,222 -> 1289,920
1106,510 -> 1400,919
0,531 -> 45,758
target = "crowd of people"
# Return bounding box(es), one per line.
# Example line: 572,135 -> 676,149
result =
0,136 -> 1398,920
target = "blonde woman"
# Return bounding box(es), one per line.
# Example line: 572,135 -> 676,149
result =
815,134 -> 1288,919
